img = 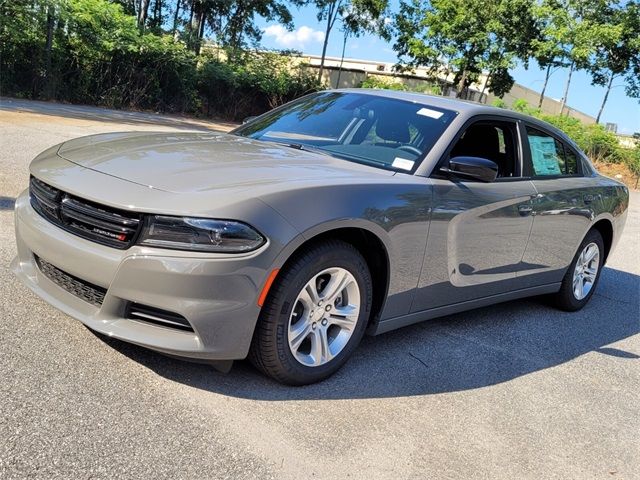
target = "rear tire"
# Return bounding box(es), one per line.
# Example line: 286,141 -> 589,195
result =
249,240 -> 372,385
551,229 -> 604,312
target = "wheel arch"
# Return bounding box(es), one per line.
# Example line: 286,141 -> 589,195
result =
272,222 -> 392,330
591,217 -> 614,264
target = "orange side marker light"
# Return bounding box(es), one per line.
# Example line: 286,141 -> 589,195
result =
257,268 -> 280,307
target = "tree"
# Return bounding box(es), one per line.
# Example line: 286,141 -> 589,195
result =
393,0 -> 534,99
544,0 -> 604,115
311,0 -> 389,82
335,1 -> 391,87
182,0 -> 298,55
589,0 -> 640,122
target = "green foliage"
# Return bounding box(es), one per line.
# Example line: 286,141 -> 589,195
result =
506,99 -> 638,168
393,0 -> 534,98
359,76 -> 442,95
627,146 -> 640,177
197,51 -> 323,120
492,98 -> 508,109
0,0 -> 321,119
360,76 -> 407,91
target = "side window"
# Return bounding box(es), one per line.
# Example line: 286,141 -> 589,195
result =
564,146 -> 579,175
449,121 -> 519,178
525,126 -> 577,176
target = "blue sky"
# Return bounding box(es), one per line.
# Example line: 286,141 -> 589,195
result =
255,3 -> 640,135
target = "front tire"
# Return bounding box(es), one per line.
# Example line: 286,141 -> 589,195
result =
551,229 -> 604,311
249,240 -> 372,385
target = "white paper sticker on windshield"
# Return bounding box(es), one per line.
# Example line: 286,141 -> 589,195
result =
392,158 -> 415,171
416,107 -> 444,119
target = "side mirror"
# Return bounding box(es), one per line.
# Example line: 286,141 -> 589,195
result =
441,156 -> 498,183
242,116 -> 257,125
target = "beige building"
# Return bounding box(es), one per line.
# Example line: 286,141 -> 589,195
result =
299,54 -> 597,124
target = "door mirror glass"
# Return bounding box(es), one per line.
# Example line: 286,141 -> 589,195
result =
441,156 -> 499,183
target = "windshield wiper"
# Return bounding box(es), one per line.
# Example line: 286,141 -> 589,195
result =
282,142 -> 335,158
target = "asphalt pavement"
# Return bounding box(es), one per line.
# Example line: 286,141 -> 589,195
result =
1,98 -> 638,479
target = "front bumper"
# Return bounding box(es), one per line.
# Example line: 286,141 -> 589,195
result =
11,190 -> 270,361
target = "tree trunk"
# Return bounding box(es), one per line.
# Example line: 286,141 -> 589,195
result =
317,1 -> 342,83
596,74 -> 615,123
172,0 -> 180,34
538,64 -> 551,108
189,1 -> 205,55
479,70 -> 492,104
559,60 -> 574,115
335,30 -> 348,88
456,68 -> 468,98
154,0 -> 162,27
138,0 -> 150,29
44,4 -> 55,98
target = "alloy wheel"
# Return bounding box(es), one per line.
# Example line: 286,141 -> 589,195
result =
572,242 -> 600,300
287,267 -> 360,367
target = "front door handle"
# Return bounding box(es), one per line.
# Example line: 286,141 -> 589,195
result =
518,204 -> 534,216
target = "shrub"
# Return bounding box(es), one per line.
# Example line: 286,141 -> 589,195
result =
196,51 -> 323,121
360,76 -> 407,91
506,99 -> 628,166
492,98 -> 507,108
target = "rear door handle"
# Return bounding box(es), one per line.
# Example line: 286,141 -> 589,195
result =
518,204 -> 534,216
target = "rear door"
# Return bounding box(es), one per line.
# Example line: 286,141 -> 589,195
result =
517,124 -> 596,286
411,117 -> 538,312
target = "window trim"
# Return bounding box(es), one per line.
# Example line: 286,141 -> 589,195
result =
519,121 -> 584,180
430,115 -> 527,183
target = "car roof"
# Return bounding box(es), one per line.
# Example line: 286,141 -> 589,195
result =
336,88 -> 580,150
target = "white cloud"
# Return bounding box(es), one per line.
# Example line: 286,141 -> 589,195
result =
263,25 -> 325,49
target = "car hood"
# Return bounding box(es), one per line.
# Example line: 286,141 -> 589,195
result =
55,131 -> 394,194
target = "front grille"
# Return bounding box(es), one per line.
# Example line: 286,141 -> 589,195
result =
35,256 -> 107,306
30,176 -> 142,249
126,303 -> 194,332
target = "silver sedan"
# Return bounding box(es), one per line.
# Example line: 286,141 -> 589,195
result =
12,89 -> 629,384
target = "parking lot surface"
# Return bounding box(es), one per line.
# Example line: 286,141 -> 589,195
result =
1,98 -> 638,479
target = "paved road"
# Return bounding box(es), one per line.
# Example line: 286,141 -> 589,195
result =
1,98 -> 639,479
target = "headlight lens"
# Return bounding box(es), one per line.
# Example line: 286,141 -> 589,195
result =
138,215 -> 265,253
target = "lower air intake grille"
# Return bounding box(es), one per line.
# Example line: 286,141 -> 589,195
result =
35,256 -> 107,307
126,303 -> 193,332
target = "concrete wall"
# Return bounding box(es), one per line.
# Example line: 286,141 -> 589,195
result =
300,55 -> 596,124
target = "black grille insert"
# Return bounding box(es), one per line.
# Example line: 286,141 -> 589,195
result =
35,256 -> 107,307
126,303 -> 194,332
30,176 -> 142,249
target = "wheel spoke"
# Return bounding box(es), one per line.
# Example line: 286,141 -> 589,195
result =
575,277 -> 584,300
328,314 -> 357,331
321,269 -> 350,301
584,244 -> 598,263
289,320 -> 312,352
301,282 -> 320,306
319,328 -> 332,362
309,329 -> 331,365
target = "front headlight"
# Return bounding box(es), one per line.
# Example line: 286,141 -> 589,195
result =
138,215 -> 265,253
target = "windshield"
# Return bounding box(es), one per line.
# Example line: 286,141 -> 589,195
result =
232,91 -> 457,172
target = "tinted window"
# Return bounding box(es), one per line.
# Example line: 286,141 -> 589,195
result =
564,146 -> 579,175
233,92 -> 457,172
449,122 -> 519,178
525,127 -> 578,176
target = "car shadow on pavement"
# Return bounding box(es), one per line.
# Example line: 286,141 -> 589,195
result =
97,266 -> 639,400
0,196 -> 16,210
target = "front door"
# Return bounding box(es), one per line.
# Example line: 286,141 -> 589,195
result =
411,119 -> 538,312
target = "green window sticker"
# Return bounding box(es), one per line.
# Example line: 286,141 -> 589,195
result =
529,135 -> 562,175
